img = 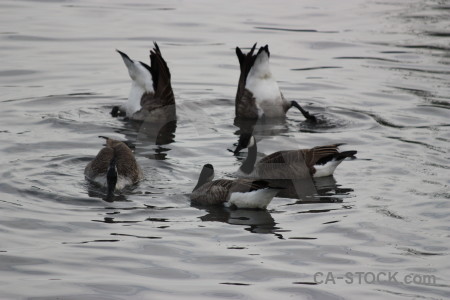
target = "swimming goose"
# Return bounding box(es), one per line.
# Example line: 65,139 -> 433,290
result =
191,164 -> 281,209
234,133 -> 356,179
235,44 -> 316,122
84,136 -> 143,199
112,42 -> 175,122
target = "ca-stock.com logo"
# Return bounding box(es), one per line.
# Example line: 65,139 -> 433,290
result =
313,271 -> 437,286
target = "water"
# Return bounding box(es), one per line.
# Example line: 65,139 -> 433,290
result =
1,0 -> 449,299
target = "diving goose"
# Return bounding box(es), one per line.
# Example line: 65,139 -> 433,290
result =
84,136 -> 143,199
235,44 -> 316,122
112,42 -> 175,122
191,164 -> 281,209
234,134 -> 356,179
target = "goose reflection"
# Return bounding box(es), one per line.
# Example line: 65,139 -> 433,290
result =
86,181 -> 132,202
112,117 -> 177,160
234,116 -> 289,139
128,118 -> 177,146
193,204 -> 284,239
268,176 -> 353,203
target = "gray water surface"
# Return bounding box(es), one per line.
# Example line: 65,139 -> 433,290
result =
1,0 -> 449,299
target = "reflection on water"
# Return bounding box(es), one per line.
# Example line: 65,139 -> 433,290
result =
194,204 -> 285,238
120,118 -> 177,147
86,181 -> 133,202
112,108 -> 178,160
234,116 -> 290,137
268,176 -> 353,203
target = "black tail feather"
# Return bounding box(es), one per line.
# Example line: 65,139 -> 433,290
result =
335,150 -> 357,160
248,180 -> 286,191
316,150 -> 357,165
106,156 -> 118,199
116,49 -> 132,63
257,44 -> 270,57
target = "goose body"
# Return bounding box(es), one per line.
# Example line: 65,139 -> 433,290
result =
235,44 -> 316,122
85,137 -> 143,198
114,42 -> 175,122
191,164 -> 280,209
234,134 -> 356,180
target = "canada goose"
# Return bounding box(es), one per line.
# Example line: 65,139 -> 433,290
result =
191,164 -> 281,209
235,44 -> 316,122
84,136 -> 143,199
234,134 -> 356,179
112,42 -> 175,122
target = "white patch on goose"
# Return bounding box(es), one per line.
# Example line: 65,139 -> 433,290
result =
89,174 -> 134,190
313,159 -> 344,178
256,105 -> 264,118
115,176 -> 134,190
119,56 -> 154,116
245,51 -> 287,117
247,136 -> 256,148
227,188 -> 278,209
88,174 -> 107,187
122,81 -> 145,116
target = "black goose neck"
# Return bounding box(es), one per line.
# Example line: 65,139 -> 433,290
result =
240,142 -> 257,174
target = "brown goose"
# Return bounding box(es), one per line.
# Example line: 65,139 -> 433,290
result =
191,164 -> 281,209
234,134 -> 356,179
235,43 -> 316,122
113,42 -> 175,122
84,137 -> 143,198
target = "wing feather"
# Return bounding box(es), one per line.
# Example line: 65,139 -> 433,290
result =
150,42 -> 175,106
302,144 -> 342,168
236,89 -> 259,119
235,44 -> 258,118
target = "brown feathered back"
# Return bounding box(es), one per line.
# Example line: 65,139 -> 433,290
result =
257,150 -> 310,179
84,138 -> 143,183
302,144 -> 343,169
254,144 -> 344,179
